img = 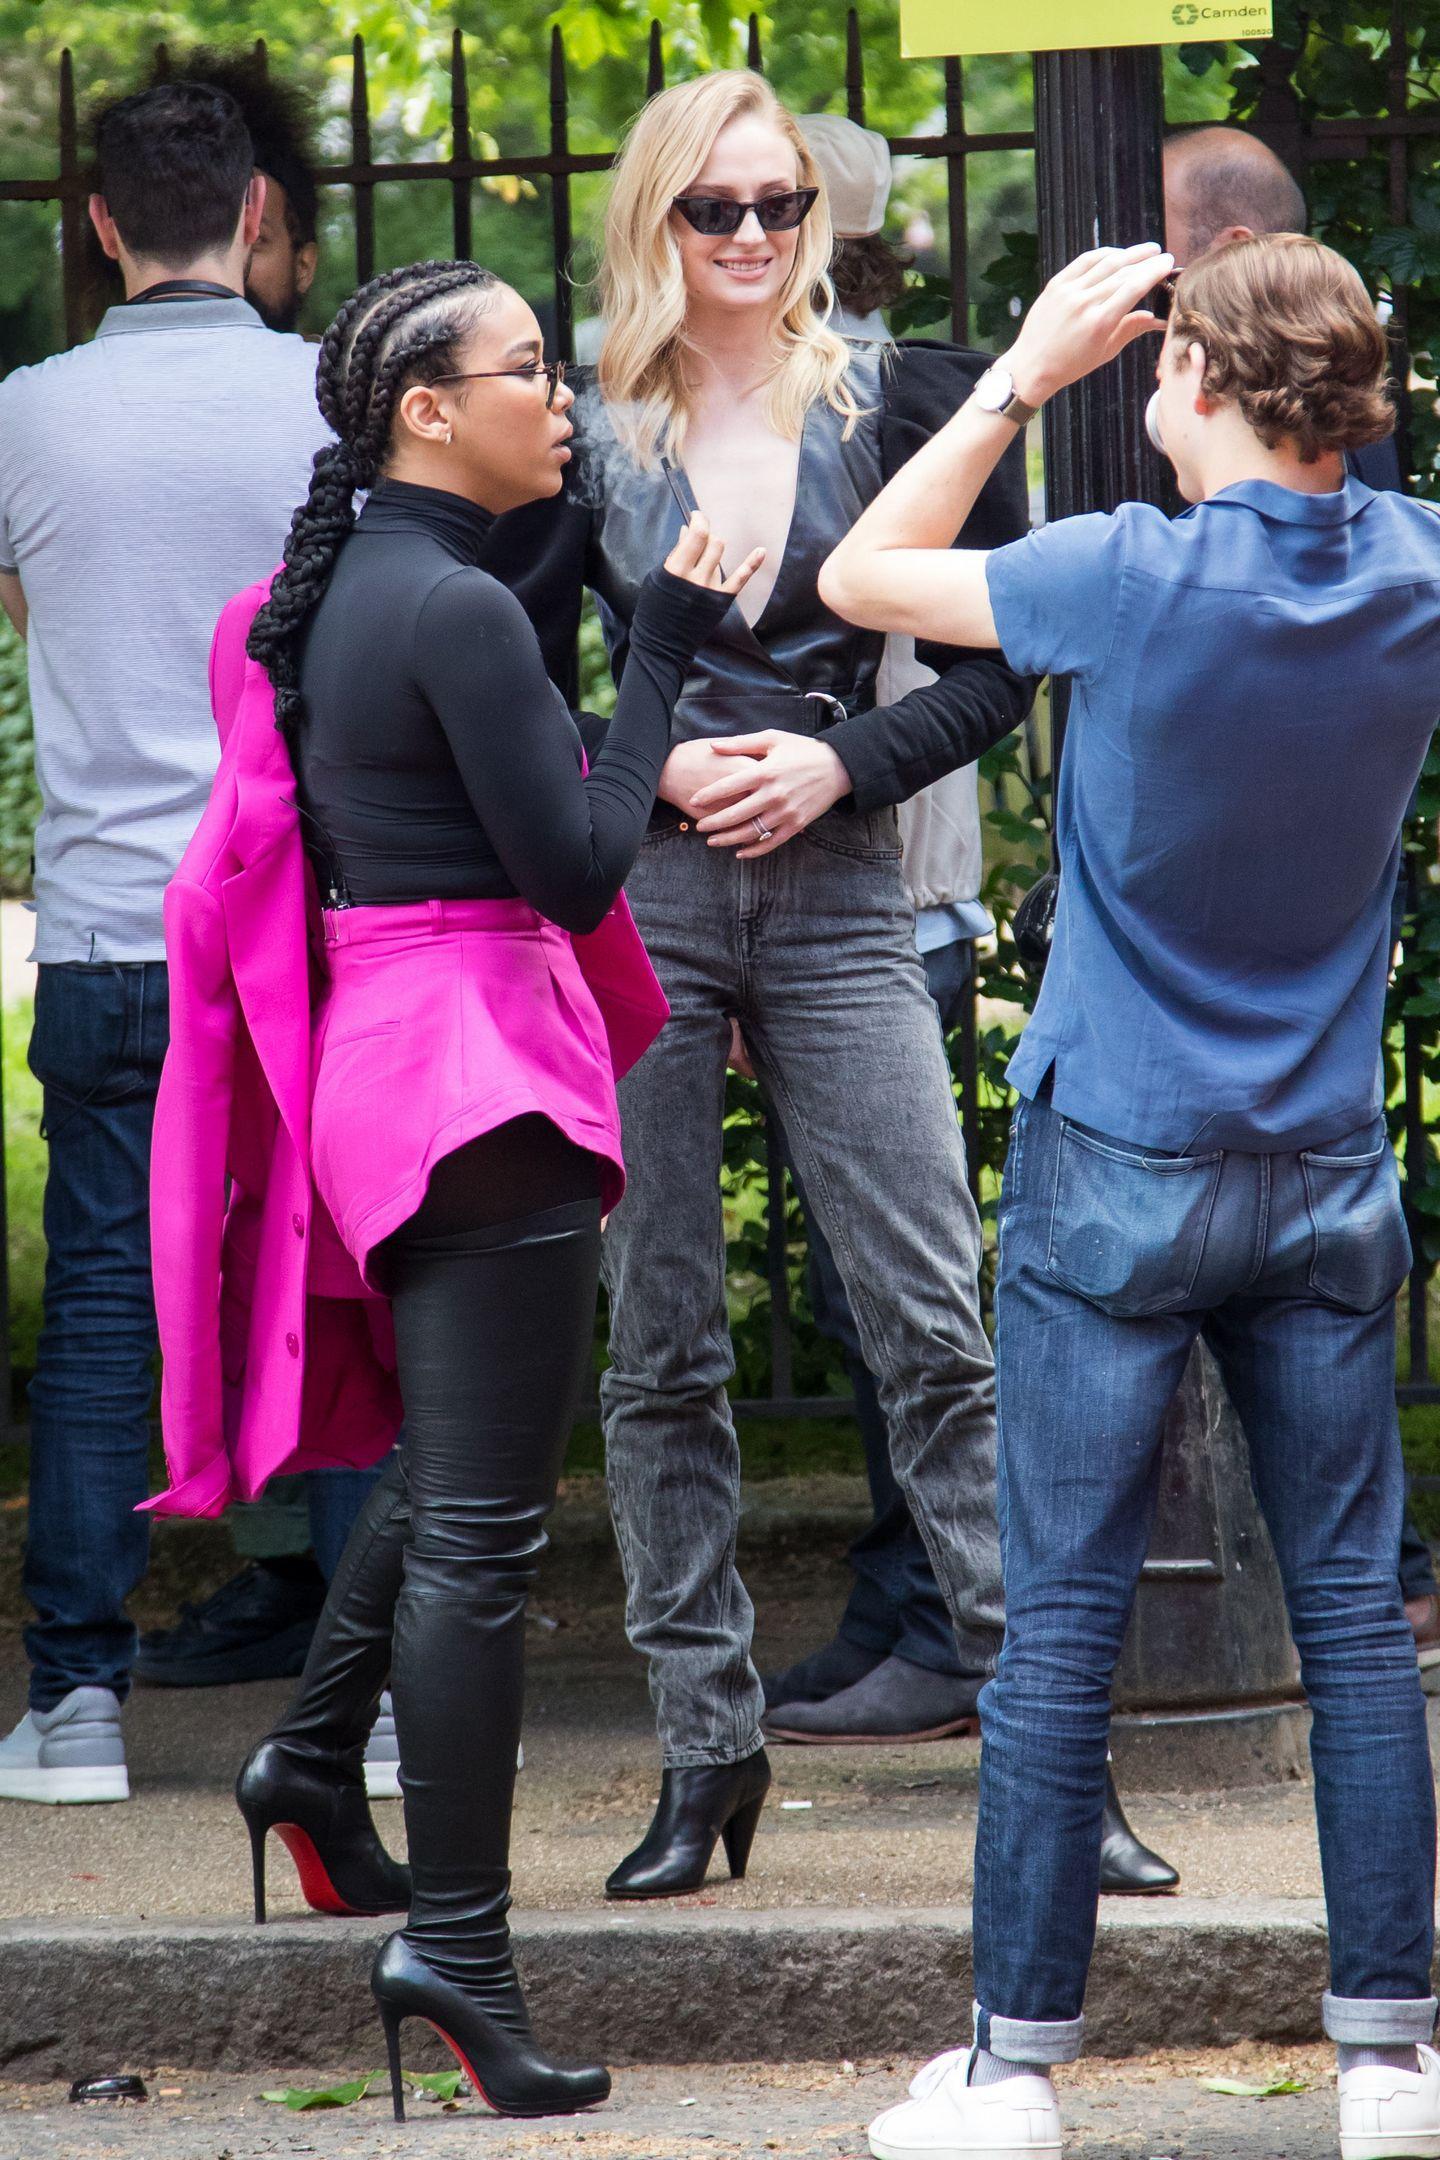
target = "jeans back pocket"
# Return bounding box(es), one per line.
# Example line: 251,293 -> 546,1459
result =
1301,1131 -> 1412,1311
1046,1119 -> 1221,1318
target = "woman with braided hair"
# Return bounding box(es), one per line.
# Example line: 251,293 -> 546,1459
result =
163,256 -> 759,2119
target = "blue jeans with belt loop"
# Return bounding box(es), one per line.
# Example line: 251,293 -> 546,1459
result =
975,1089 -> 1437,2064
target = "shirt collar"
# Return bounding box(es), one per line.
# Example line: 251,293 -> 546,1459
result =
96,296 -> 267,338
1204,475 -> 1372,526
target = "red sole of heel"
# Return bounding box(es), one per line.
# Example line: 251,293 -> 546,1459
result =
273,1823 -> 368,1917
423,2020 -> 593,2122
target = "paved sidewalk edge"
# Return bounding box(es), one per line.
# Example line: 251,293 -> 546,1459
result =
0,1900 -> 1341,2079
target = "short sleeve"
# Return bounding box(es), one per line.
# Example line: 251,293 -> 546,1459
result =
984,509 -> 1130,682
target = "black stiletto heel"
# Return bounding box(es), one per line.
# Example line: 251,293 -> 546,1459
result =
606,1748 -> 772,1899
379,1998 -> 406,2122
370,1933 -> 610,2119
720,1791 -> 766,1879
236,1740 -> 411,1920
247,1815 -> 269,1925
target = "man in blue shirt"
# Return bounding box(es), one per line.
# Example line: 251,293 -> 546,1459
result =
823,234 -> 1440,2160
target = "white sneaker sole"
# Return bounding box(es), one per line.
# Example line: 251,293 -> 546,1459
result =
1340,2134 -> 1440,2159
869,2133 -> 1061,2160
363,1760 -> 402,1801
0,1764 -> 130,1803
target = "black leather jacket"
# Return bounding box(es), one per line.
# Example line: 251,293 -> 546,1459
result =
487,339 -> 1036,812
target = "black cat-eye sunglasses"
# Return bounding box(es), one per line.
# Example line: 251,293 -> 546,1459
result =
671,187 -> 819,237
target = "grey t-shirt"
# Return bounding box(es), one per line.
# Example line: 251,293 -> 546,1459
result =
0,297 -> 328,961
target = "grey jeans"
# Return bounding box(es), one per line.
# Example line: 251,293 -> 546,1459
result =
601,806 -> 1004,1768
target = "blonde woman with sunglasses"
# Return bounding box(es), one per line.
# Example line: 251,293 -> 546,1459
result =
497,70 -> 1030,1898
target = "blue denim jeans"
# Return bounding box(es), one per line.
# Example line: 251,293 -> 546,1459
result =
24,962 -> 168,1712
975,1090 -> 1437,2062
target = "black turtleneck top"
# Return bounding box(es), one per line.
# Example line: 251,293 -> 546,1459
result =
293,477 -> 731,934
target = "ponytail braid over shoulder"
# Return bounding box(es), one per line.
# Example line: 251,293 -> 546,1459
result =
248,257 -> 500,738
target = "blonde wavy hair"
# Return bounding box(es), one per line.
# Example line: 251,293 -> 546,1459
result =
597,71 -> 861,467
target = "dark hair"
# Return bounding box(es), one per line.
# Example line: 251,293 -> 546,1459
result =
247,260 -> 500,735
150,49 -> 319,245
90,81 -> 254,264
1171,232 -> 1393,463
830,232 -> 911,320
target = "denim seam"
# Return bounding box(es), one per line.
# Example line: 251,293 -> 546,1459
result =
1246,1148 -> 1270,1287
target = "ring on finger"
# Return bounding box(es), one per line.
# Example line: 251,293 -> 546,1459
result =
752,817 -> 773,841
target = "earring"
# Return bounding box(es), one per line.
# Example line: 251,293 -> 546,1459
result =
443,427 -> 454,446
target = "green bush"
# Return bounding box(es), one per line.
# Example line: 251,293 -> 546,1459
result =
0,619 -> 37,895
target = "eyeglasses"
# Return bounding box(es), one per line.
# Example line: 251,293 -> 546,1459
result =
671,188 -> 819,238
429,358 -> 567,409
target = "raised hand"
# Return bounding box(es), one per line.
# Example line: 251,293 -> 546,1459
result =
1006,241 -> 1174,407
662,512 -> 766,598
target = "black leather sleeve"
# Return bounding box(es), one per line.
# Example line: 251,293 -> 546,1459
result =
815,339 -> 1038,812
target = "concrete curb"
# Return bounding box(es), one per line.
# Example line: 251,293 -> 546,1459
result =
0,1899 -> 1341,2080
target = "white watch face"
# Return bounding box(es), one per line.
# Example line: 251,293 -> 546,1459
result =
974,366 -> 1016,414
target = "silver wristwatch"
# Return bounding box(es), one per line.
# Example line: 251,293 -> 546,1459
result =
970,362 -> 1042,427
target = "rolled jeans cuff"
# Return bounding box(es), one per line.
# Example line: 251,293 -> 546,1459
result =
976,2001 -> 1084,2064
1322,1992 -> 1438,2046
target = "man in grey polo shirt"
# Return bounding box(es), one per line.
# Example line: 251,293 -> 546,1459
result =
0,79 -> 327,1802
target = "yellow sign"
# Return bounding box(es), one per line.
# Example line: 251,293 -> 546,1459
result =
900,0 -> 1271,57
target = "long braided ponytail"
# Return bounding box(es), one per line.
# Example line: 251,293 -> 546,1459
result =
248,258 -> 500,737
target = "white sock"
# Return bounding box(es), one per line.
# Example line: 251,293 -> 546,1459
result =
1338,2044 -> 1420,2075
969,2046 -> 1048,2087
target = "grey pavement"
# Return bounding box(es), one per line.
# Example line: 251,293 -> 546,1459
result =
0,2050 -> 1349,2160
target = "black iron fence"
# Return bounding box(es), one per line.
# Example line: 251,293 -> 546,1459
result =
2,11 -> 1439,1423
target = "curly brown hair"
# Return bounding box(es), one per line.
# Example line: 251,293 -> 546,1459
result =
1169,232 -> 1394,464
830,233 -> 911,321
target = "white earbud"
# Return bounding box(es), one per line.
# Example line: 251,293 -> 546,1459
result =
1145,388 -> 1166,455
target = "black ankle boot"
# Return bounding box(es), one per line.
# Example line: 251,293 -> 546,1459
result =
236,1739 -> 411,1922
373,1931 -> 610,2120
1098,1771 -> 1179,1895
604,1750 -> 772,1900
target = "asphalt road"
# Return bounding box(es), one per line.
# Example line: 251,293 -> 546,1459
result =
0,2050 -> 1353,2160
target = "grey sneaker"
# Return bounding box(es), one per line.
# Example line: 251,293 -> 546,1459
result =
363,1690 -> 402,1801
0,1686 -> 129,1804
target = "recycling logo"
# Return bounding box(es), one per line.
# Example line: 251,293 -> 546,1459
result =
1172,3 -> 1199,21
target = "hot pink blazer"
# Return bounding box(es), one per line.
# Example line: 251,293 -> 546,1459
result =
145,579 -> 667,1519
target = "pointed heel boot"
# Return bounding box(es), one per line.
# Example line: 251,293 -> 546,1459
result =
605,1749 -> 772,1900
1099,1771 -> 1179,1895
372,1931 -> 610,2120
237,1739 -> 411,1922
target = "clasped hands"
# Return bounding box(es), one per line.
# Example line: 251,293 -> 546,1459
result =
658,731 -> 851,858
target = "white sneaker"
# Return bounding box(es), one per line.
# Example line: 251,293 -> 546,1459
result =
362,1690 -> 402,1801
868,2047 -> 1062,2159
0,1687 -> 129,1803
1339,2043 -> 1440,2159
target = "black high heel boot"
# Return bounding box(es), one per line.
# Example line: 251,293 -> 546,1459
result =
237,1740 -> 411,1922
238,1456 -> 412,1922
373,1932 -> 610,2121
1099,1770 -> 1179,1895
604,1749 -> 772,1900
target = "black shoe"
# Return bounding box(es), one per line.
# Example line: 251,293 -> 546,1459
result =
1099,1773 -> 1179,1895
134,1561 -> 326,1687
373,1932 -> 610,2120
765,1654 -> 981,1744
759,1635 -> 884,1714
237,1738 -> 412,1922
604,1751 -> 772,1900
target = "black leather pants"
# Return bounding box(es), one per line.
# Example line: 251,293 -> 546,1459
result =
270,1121 -> 602,2004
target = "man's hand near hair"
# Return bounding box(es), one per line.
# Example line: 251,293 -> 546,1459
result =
819,242 -> 1173,651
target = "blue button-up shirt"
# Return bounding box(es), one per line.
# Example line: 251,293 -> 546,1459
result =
987,477 -> 1440,1151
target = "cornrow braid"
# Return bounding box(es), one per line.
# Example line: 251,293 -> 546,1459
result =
248,257 -> 500,740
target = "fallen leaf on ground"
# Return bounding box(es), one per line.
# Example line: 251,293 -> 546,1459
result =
259,2074 -> 378,2110
1198,2076 -> 1307,2098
